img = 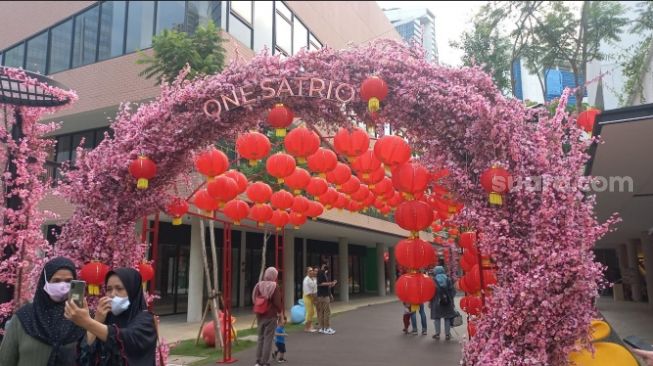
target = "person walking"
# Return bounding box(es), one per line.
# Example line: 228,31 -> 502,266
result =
302,267 -> 317,332
429,266 -> 457,340
0,257 -> 84,366
316,262 -> 337,335
252,267 -> 285,366
409,303 -> 428,335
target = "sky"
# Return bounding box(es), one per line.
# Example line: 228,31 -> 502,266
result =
376,1 -> 487,66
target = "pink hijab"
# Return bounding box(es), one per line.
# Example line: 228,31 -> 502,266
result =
253,267 -> 278,300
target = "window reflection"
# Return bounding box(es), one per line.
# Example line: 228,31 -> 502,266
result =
187,1 -> 222,32
229,13 -> 252,48
49,20 -> 73,73
230,1 -> 252,24
4,44 -> 25,69
72,6 -> 100,67
156,1 -> 186,34
126,1 -> 155,52
99,1 -> 126,60
275,13 -> 291,54
26,32 -> 48,73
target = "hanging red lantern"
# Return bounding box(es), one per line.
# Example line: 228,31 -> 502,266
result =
305,201 -> 324,220
291,195 -> 311,213
236,132 -> 271,166
128,155 -> 157,190
207,175 -> 239,207
379,205 -> 392,215
483,269 -> 498,289
386,190 -> 404,207
448,227 -> 459,238
352,150 -> 382,179
249,203 -> 273,226
360,76 -> 389,113
391,162 -> 430,199
289,211 -> 307,229
166,197 -> 189,225
223,199 -> 250,225
464,265 -> 482,293
459,231 -> 477,250
363,191 -> 376,208
246,182 -> 273,204
374,135 -> 411,169
306,177 -> 328,198
395,238 -> 437,269
268,210 -> 290,231
224,170 -> 248,194
266,153 -> 296,183
347,200 -> 364,212
394,200 -> 434,234
339,176 -> 361,197
395,273 -> 436,305
460,295 -> 482,316
468,321 -> 477,337
267,103 -> 294,137
284,127 -> 320,164
333,194 -> 348,210
351,185 -> 370,202
284,168 -> 311,195
463,246 -> 479,265
270,190 -> 294,211
460,254 -> 476,273
372,177 -> 393,197
193,189 -> 219,214
357,167 -> 385,188
318,188 -> 339,209
374,198 -> 386,210
577,108 -> 600,133
138,261 -> 155,290
195,148 -> 229,181
480,165 -> 512,206
80,261 -> 110,295
326,162 -> 352,188
431,222 -> 443,233
333,127 -> 370,161
307,148 -> 338,178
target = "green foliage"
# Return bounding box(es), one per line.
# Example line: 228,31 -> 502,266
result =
137,21 -> 226,84
620,2 -> 653,104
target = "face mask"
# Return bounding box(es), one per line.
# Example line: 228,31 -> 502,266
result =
111,296 -> 131,316
43,270 -> 70,303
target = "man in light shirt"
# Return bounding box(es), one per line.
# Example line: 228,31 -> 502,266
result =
302,267 -> 318,332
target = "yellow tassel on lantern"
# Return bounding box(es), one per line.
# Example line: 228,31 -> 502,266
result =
297,157 -> 306,164
258,222 -> 264,227
206,176 -> 215,183
319,173 -> 326,179
366,123 -> 375,134
489,192 -> 503,205
234,220 -> 241,225
203,210 -> 213,216
278,178 -> 285,184
294,225 -> 300,229
137,178 -> 149,190
347,156 -> 354,163
403,192 -> 414,200
172,217 -> 182,225
275,128 -> 287,137
249,160 -> 258,167
368,97 -> 380,113
294,189 -> 301,195
89,284 -> 99,296
363,173 -> 370,180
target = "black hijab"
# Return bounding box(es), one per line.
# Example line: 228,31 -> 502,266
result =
16,256 -> 85,366
104,268 -> 148,327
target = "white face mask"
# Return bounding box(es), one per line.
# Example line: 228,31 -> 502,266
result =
42,270 -> 71,303
111,296 -> 130,316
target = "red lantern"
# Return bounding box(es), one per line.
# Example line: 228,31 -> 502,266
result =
284,127 -> 320,164
166,197 -> 189,225
305,202 -> 324,221
289,211 -> 307,229
394,200 -> 434,234
284,168 -> 311,195
333,127 -> 370,161
351,185 -> 370,202
224,170 -> 248,194
138,261 -> 155,290
352,150 -> 381,179
339,176 -> 361,196
249,203 -> 273,226
459,231 -> 477,250
195,148 -> 229,181
333,194 -> 348,210
480,166 -> 512,205
271,190 -> 294,211
291,195 -> 311,213
269,210 -> 290,231
395,273 -> 436,305
360,76 -> 389,113
448,227 -> 459,238
267,103 -> 294,137
318,188 -> 339,209
128,155 -> 157,189
246,182 -> 273,204
374,135 -> 411,169
395,238 -> 437,269
326,162 -> 352,188
391,162 -> 430,198
468,321 -> 477,337
207,175 -> 239,207
266,153 -> 297,183
236,132 -> 271,166
307,148 -> 338,177
374,198 -> 386,210
464,265 -> 482,293
372,177 -> 393,197
460,295 -> 482,316
577,108 -> 600,133
193,189 -> 219,214
306,177 -> 328,198
223,199 -> 250,225
483,269 -> 498,289
386,190 -> 404,207
460,255 -> 476,273
363,191 -> 376,207
347,200 -> 364,212
358,167 -> 385,188
379,205 -> 392,215
80,261 -> 110,295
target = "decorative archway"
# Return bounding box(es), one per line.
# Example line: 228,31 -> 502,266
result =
55,39 -> 612,365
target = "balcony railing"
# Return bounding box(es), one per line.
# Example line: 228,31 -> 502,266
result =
42,160 -> 60,187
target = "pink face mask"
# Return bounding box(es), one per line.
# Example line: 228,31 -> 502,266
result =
42,270 -> 71,302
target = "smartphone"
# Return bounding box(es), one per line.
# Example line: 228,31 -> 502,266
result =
69,280 -> 86,307
624,335 -> 653,351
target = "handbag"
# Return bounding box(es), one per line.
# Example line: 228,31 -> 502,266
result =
450,311 -> 463,327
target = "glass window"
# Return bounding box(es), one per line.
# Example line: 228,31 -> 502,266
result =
275,1 -> 291,20
228,14 -> 252,48
4,43 -> 25,68
275,13 -> 291,54
126,1 -> 155,52
25,32 -> 48,73
72,6 -> 100,67
293,19 -> 308,55
187,1 -> 222,32
49,20 -> 73,73
253,1 -> 273,52
94,127 -> 112,146
99,1 -> 126,60
230,1 -> 252,24
309,33 -> 321,51
56,135 -> 72,163
156,1 -> 186,34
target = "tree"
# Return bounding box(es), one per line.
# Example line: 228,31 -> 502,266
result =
137,21 -> 226,84
620,1 -> 653,104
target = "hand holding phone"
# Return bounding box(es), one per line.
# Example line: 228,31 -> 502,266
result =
624,335 -> 653,352
69,280 -> 86,308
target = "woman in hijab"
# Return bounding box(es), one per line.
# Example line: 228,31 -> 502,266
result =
252,267 -> 285,366
429,266 -> 457,340
64,267 -> 157,366
0,257 -> 84,366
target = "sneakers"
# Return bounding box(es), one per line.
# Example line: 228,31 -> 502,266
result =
410,329 -> 418,335
320,328 -> 335,335
422,330 -> 427,336
432,334 -> 440,339
277,359 -> 287,363
445,334 -> 451,340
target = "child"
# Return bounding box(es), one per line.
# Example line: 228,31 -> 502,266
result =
402,303 -> 414,334
272,316 -> 288,363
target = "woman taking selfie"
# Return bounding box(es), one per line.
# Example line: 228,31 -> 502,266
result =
64,267 -> 157,366
0,257 -> 84,366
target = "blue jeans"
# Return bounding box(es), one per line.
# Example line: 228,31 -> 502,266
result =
410,304 -> 427,332
434,318 -> 451,336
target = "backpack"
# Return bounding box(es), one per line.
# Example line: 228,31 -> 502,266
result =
253,294 -> 270,314
437,279 -> 451,307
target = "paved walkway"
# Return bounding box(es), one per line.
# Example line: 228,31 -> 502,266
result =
597,296 -> 653,343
